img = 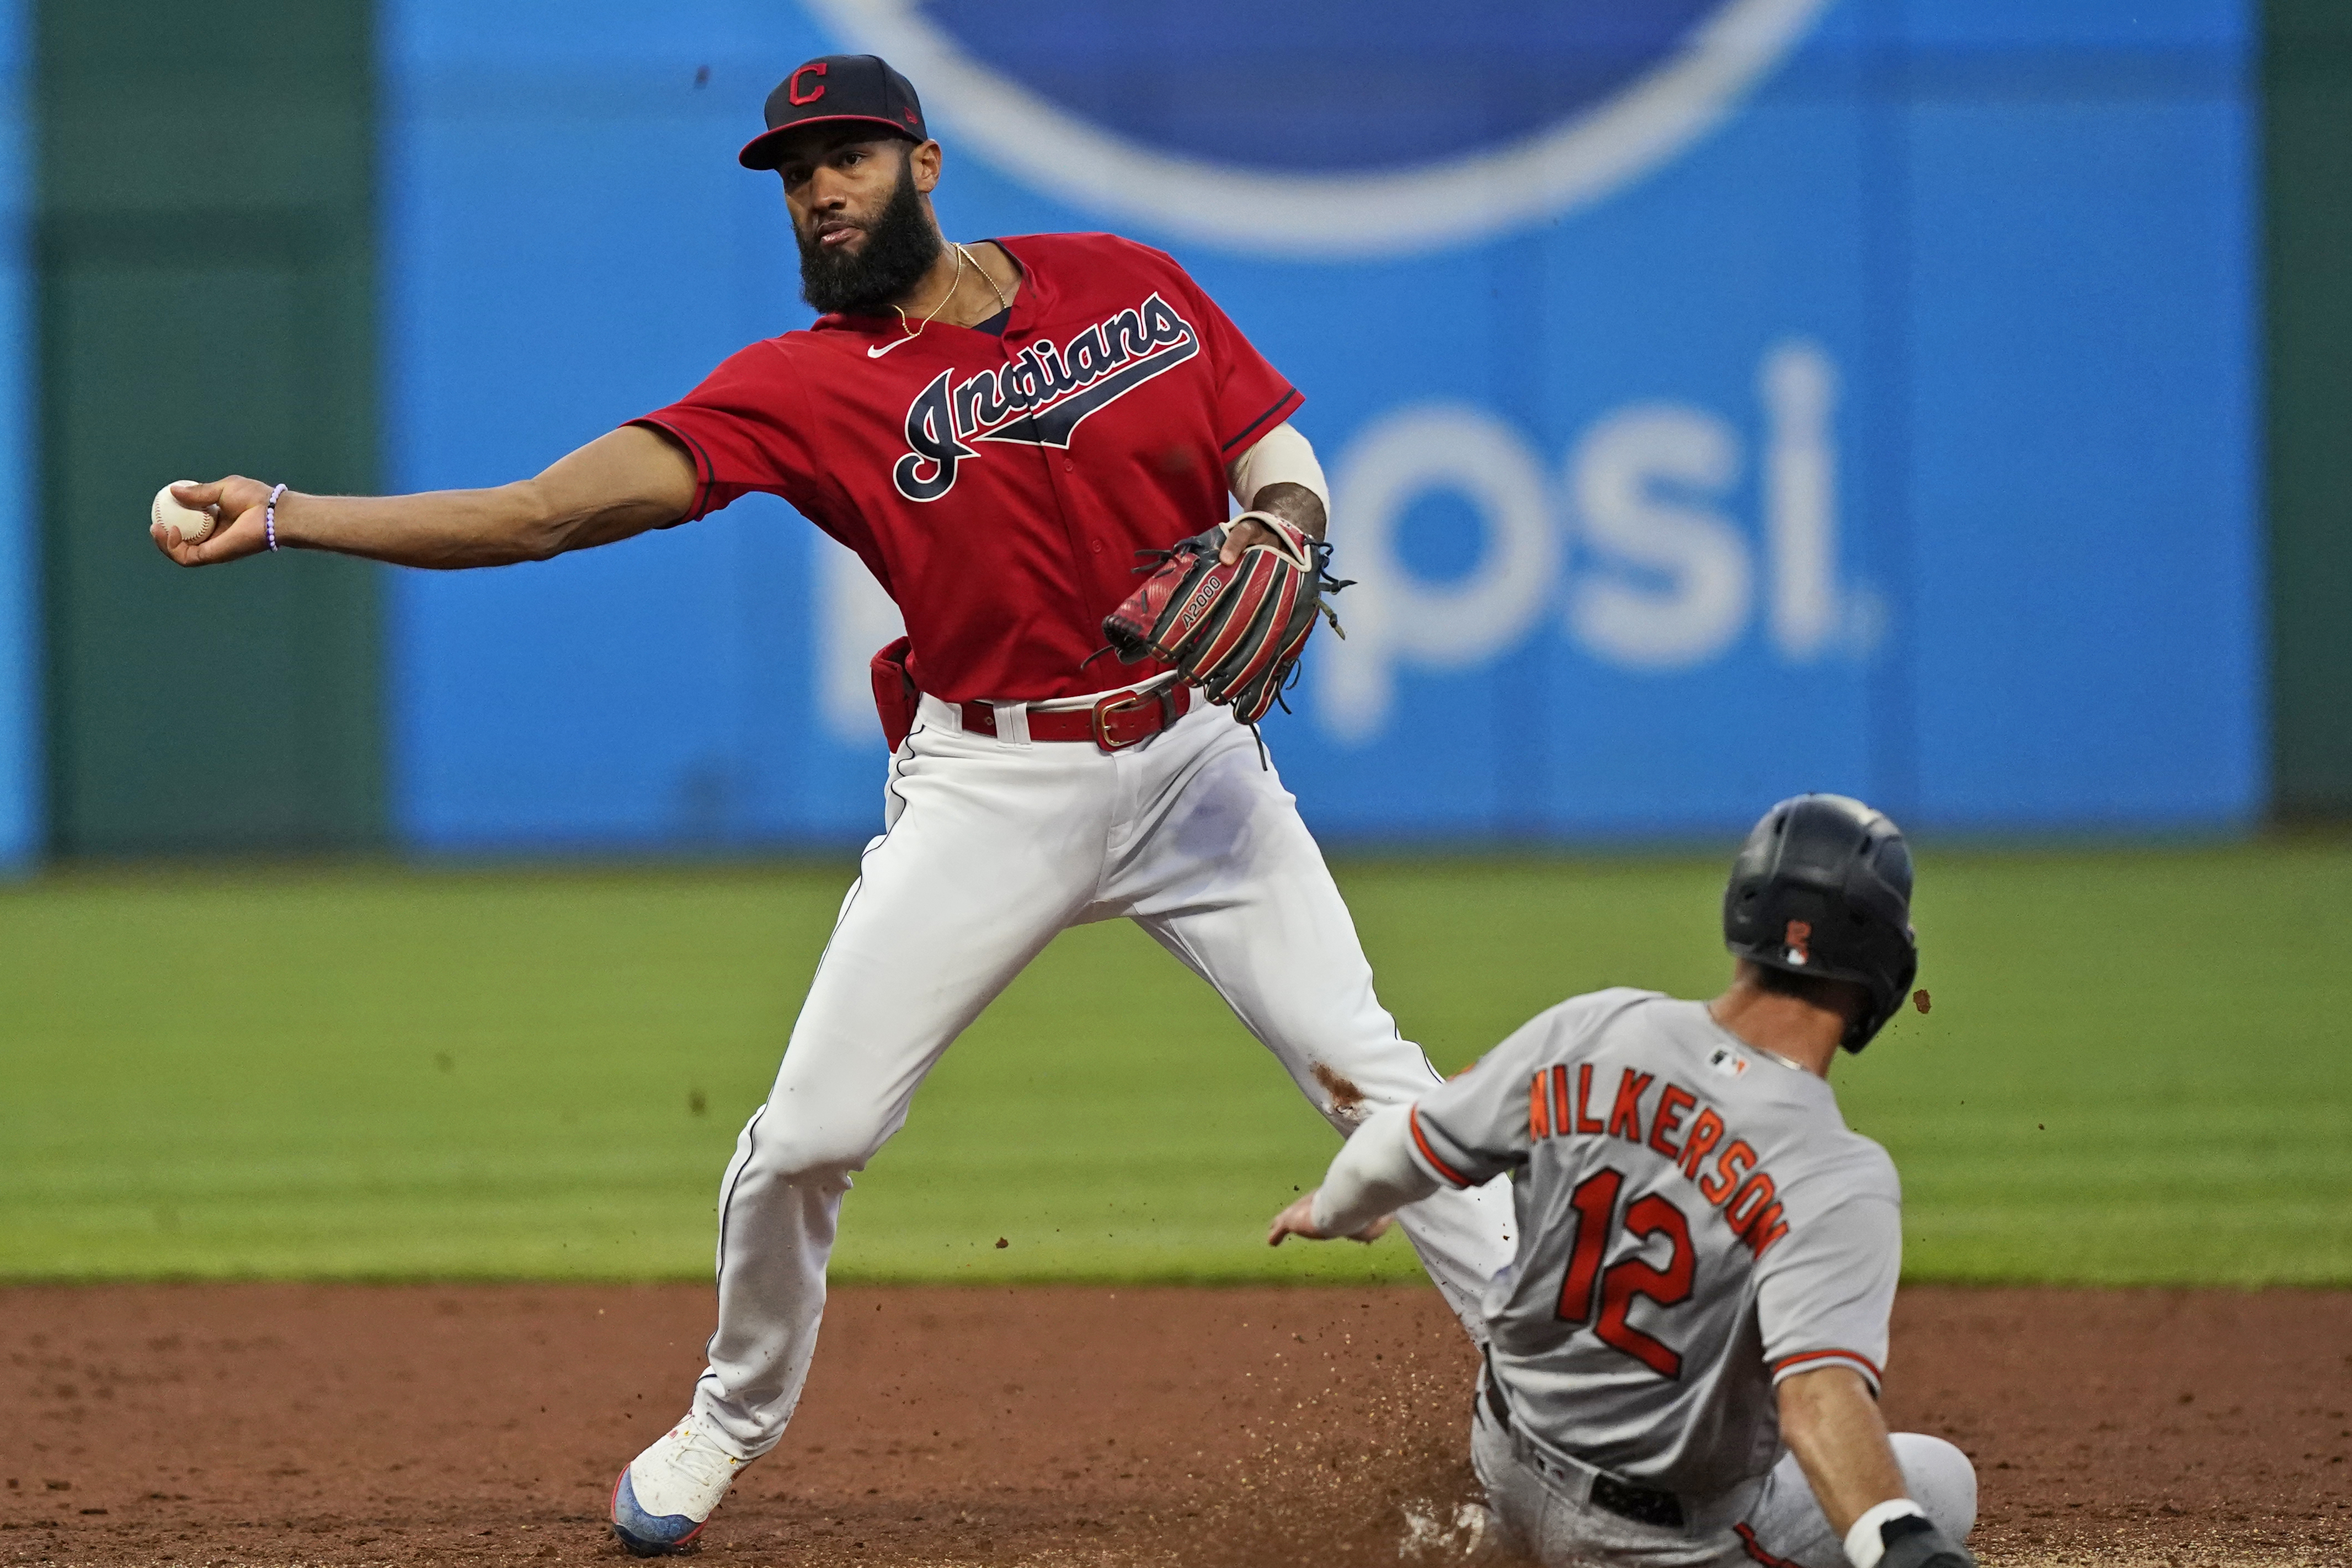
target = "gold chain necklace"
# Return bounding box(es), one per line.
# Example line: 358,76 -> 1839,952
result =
965,243 -> 1010,314
891,243 -> 1006,342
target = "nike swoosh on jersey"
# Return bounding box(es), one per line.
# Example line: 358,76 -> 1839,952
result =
867,335 -> 922,359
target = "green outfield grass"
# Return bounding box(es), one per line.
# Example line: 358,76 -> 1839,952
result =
2,839 -> 2347,1286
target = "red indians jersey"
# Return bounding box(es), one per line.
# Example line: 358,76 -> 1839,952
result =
632,232 -> 1303,703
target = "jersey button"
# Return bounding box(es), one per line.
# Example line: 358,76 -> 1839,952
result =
1091,538 -> 1105,554
1063,458 -> 1075,473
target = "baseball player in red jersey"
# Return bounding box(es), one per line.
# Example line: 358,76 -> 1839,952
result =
153,54 -> 1515,1556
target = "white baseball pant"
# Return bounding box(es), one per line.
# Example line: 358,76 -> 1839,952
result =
690,687 -> 1517,1458
1470,1395 -> 1978,1568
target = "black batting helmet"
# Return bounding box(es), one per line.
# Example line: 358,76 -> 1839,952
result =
1722,794 -> 1918,1052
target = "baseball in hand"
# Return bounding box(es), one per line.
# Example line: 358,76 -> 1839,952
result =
152,482 -> 216,545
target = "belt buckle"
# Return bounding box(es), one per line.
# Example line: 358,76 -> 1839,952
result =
1090,689 -> 1155,751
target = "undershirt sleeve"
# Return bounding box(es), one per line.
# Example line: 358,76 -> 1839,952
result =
628,340 -> 826,523
1310,1105 -> 1442,1236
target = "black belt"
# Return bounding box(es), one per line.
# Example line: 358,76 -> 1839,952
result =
1480,1347 -> 1686,1530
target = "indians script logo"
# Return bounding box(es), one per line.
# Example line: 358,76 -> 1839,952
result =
804,0 -> 1834,258
891,291 -> 1198,502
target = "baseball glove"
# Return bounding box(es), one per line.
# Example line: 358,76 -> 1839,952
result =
1099,511 -> 1346,724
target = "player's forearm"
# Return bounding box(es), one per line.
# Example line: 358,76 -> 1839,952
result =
271,484 -> 573,569
273,425 -> 698,570
1310,1104 -> 1441,1235
1248,481 -> 1325,541
1777,1367 -> 1911,1537
1228,423 -> 1328,539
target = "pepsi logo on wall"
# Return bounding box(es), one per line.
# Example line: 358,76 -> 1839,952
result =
804,0 -> 1836,257
382,0 -> 2260,844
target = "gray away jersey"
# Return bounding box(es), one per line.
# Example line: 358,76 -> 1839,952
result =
1409,988 -> 1900,1499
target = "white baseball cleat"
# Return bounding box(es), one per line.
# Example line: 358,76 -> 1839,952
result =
610,1411 -> 749,1556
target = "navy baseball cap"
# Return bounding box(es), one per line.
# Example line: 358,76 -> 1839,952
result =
739,55 -> 927,170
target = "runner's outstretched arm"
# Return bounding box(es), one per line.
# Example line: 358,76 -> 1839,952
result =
150,424 -> 700,571
1265,1103 -> 1430,1245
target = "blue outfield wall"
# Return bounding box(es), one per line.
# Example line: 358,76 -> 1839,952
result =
0,0 -> 31,872
380,0 -> 2260,850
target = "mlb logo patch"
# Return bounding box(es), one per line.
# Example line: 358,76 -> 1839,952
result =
1708,1046 -> 1748,1079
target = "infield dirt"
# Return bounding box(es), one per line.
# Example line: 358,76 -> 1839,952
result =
2,1284 -> 2344,1567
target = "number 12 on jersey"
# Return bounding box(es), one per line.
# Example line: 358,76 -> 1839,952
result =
1556,1168 -> 1695,1379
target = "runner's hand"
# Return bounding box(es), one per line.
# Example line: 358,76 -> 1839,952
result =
1266,1190 -> 1394,1246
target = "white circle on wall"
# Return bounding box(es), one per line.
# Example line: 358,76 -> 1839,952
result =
801,0 -> 1836,259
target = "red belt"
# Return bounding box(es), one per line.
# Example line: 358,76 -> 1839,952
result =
957,683 -> 1190,751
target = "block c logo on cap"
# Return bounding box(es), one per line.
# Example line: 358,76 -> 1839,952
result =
788,61 -> 828,105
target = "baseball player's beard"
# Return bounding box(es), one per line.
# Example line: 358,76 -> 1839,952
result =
796,162 -> 943,317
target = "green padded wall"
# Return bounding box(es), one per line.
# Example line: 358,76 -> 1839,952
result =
38,0 -> 381,855
2266,1 -> 2352,818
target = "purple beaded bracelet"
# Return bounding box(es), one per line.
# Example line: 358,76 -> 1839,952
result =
264,483 -> 286,551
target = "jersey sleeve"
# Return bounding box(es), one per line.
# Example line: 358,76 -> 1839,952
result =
629,340 -> 825,523
1754,1167 -> 1902,1393
1160,259 -> 1304,458
1404,998 -> 1606,1188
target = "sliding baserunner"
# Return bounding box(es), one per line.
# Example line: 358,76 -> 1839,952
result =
1271,795 -> 1977,1568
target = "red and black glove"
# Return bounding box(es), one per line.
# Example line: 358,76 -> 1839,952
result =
1100,511 -> 1346,724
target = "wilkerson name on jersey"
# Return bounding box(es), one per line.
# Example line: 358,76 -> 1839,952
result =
1407,988 -> 1902,1500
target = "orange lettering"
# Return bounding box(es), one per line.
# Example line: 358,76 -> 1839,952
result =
1549,1064 -> 1572,1139
1725,1171 -> 1777,1231
1574,1063 -> 1606,1135
1702,1139 -> 1756,1204
1741,1201 -> 1790,1259
1607,1069 -> 1654,1142
1528,1071 -> 1551,1140
1678,1109 -> 1726,1179
1649,1083 -> 1697,1160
